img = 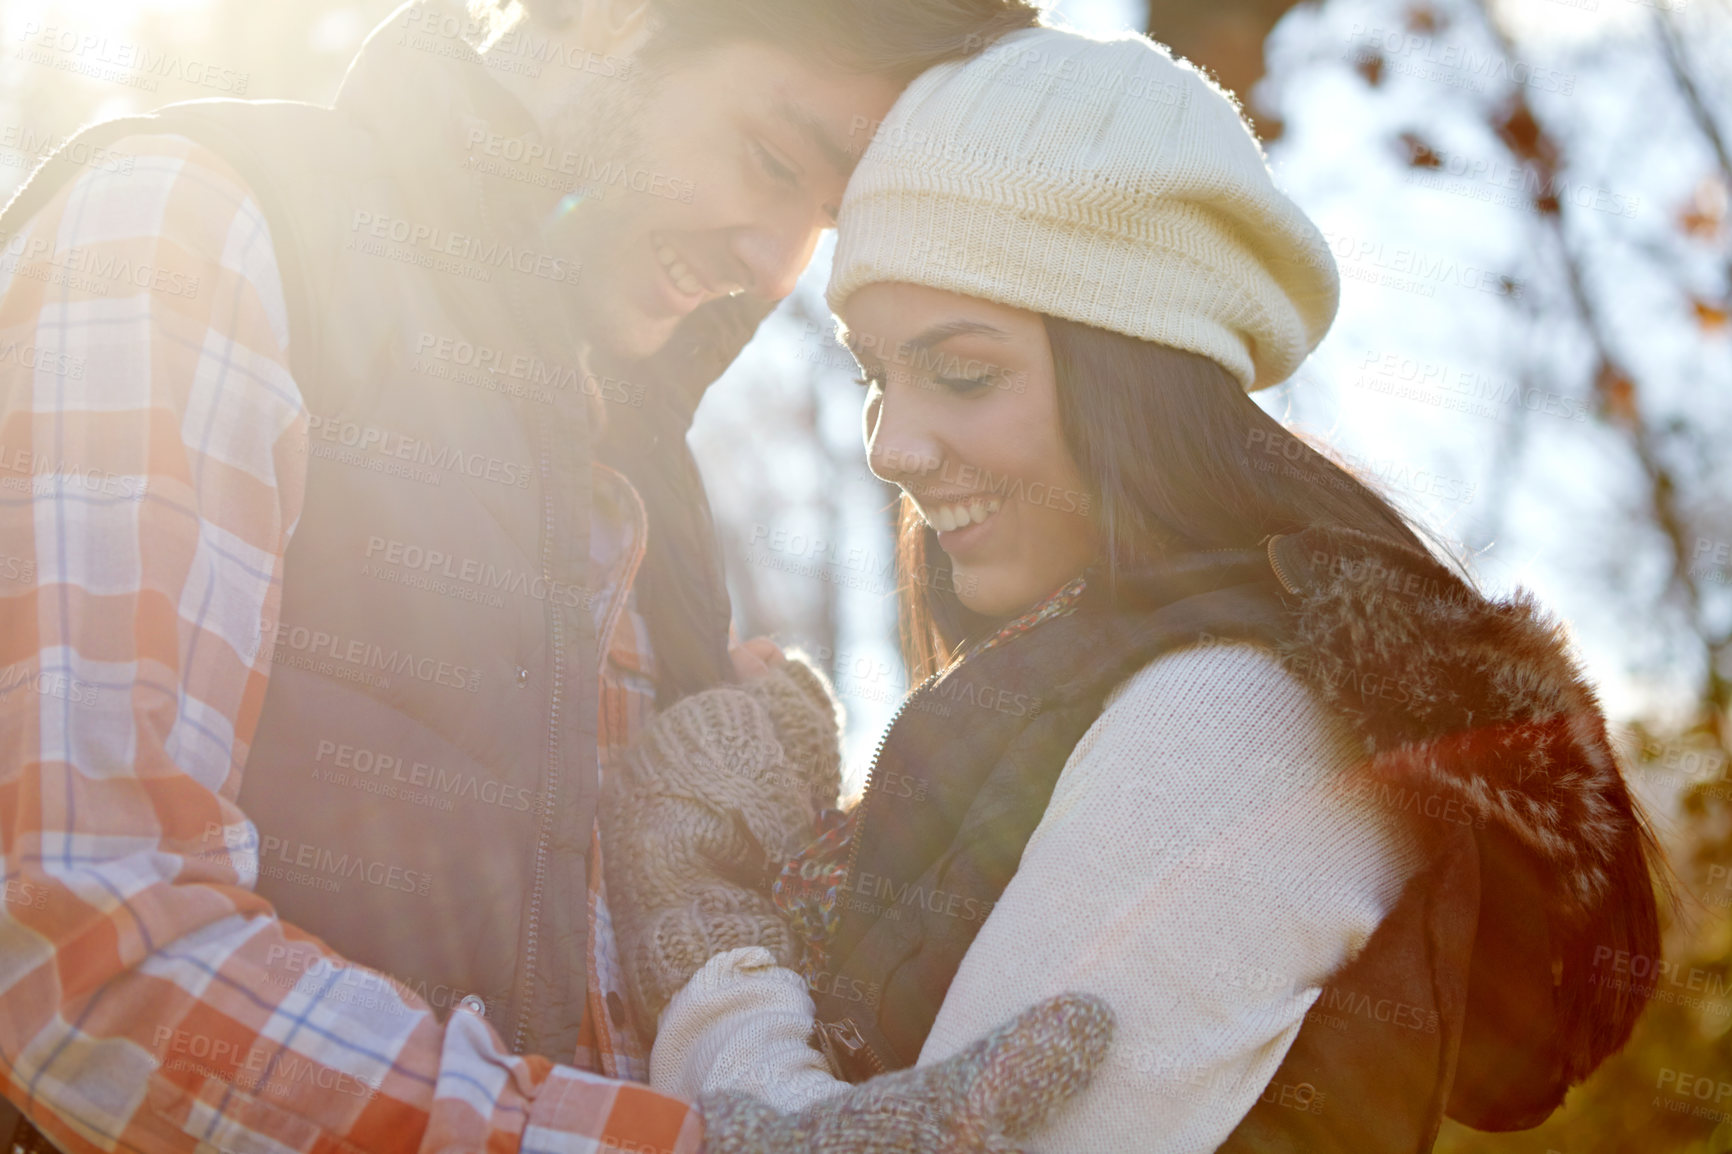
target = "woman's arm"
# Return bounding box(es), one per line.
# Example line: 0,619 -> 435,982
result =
919,640 -> 1427,1153
649,640 -> 1426,1137
606,659 -> 1118,1147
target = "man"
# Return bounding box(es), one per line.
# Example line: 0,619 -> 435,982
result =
0,1 -> 1112,1150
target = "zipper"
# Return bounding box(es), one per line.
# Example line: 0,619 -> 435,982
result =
841,668 -> 942,900
481,152 -> 588,1055
812,666 -> 940,1078
589,466 -> 647,668
822,1017 -> 887,1079
512,428 -> 564,1054
1265,534 -> 1302,595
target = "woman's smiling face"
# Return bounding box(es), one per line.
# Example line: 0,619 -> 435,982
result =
841,282 -> 1100,618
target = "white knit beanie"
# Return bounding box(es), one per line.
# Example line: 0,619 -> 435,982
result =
827,27 -> 1339,392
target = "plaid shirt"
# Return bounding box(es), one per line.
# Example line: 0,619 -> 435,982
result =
0,134 -> 700,1153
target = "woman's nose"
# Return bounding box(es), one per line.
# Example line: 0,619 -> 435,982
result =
866,381 -> 944,485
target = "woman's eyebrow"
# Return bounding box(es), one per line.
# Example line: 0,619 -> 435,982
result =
906,320 -> 1010,352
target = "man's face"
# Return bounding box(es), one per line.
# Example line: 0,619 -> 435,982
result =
545,39 -> 900,361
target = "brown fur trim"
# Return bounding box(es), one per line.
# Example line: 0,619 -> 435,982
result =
1269,526 -> 1661,1090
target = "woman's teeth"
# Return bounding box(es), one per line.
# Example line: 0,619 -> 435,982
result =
655,242 -> 703,297
928,497 -> 1001,533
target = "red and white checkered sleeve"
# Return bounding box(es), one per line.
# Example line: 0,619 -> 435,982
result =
0,134 -> 702,1154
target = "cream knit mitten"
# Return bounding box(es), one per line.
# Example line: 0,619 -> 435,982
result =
697,992 -> 1114,1153
602,656 -> 843,1026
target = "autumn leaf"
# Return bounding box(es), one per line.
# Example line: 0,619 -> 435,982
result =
1399,131 -> 1442,168
1595,363 -> 1639,425
1693,298 -> 1729,331
1493,97 -> 1561,174
1679,176 -> 1727,240
1354,50 -> 1385,87
1680,206 -> 1721,239
1496,101 -> 1543,162
1406,2 -> 1444,35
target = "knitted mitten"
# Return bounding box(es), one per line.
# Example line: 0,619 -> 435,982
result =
697,992 -> 1115,1153
739,654 -> 842,811
602,659 -> 843,1024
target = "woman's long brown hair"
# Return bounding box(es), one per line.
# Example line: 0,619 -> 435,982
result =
892,313 -> 1669,1099
895,315 -> 1438,680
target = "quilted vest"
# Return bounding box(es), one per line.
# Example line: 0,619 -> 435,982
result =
811,539 -> 1482,1153
0,11 -> 609,1060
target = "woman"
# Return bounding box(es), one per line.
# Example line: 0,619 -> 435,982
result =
601,25 -> 1663,1152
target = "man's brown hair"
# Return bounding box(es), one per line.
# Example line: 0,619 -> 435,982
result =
523,0 -> 1044,83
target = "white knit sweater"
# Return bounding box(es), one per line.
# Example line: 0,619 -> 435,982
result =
651,642 -> 1426,1152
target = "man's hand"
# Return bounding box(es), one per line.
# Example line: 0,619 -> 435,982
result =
698,992 -> 1116,1153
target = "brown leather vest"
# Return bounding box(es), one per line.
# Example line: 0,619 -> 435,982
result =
0,16 -> 607,1061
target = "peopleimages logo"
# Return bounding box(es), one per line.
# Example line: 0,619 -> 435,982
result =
1351,348 -> 1589,424
262,944 -> 482,1018
271,622 -> 482,693
14,22 -> 251,94
463,127 -> 695,203
202,821 -> 433,898
870,450 -> 1091,516
347,211 -> 579,285
0,232 -> 202,301
843,869 -> 996,924
312,739 -> 536,815
0,443 -> 145,503
0,663 -> 100,707
256,834 -> 434,898
959,35 -> 1188,107
413,332 -> 646,408
307,413 -> 532,488
363,536 -> 595,610
1321,227 -> 1522,299
395,6 -> 635,80
0,337 -> 84,380
150,1025 -> 380,1100
1343,24 -> 1575,95
0,122 -> 134,174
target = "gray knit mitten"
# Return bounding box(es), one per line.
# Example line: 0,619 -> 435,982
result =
602,657 -> 843,1024
698,993 -> 1115,1153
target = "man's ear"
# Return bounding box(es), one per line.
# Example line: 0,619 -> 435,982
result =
601,0 -> 654,41
547,0 -> 655,57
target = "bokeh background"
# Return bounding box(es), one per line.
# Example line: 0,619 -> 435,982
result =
3,0 -> 1727,1148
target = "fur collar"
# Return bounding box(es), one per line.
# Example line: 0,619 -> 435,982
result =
1268,526 -> 1660,1105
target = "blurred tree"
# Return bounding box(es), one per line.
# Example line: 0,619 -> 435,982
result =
1257,0 -> 1732,1147
1431,18 -> 1732,1144
1146,0 -> 1308,134
691,289 -> 861,685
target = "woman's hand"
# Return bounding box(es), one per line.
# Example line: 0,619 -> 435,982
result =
698,992 -> 1117,1153
601,654 -> 842,1026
